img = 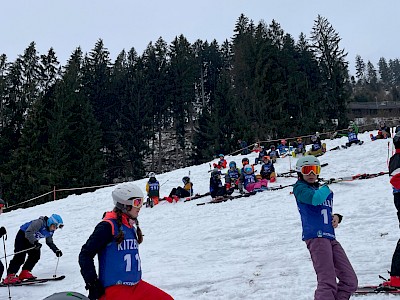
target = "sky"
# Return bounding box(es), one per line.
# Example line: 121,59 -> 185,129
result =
0,129 -> 398,299
1,0 -> 399,75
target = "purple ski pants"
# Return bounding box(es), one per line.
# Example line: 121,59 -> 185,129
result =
306,238 -> 358,300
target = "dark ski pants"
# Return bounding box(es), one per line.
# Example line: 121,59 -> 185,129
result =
169,187 -> 190,198
0,260 -> 3,279
391,239 -> 400,276
394,193 -> 400,226
7,229 -> 40,275
306,238 -> 358,300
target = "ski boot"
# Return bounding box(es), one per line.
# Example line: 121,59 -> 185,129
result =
3,274 -> 21,284
19,270 -> 36,281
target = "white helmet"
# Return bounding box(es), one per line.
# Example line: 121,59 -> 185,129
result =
112,183 -> 144,211
148,172 -> 156,178
295,156 -> 321,172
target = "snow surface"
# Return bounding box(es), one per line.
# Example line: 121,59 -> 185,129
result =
0,130 -> 398,300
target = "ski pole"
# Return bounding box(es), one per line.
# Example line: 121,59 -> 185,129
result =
53,256 -> 60,278
0,246 -> 35,260
160,179 -> 169,187
3,235 -> 12,300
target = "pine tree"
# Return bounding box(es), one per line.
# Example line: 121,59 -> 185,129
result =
310,15 -> 350,129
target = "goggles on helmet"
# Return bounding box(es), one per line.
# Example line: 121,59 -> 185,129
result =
129,197 -> 143,209
0,203 -> 4,208
300,165 -> 321,175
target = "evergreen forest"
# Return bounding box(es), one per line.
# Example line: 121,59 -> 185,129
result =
1,14 -> 399,205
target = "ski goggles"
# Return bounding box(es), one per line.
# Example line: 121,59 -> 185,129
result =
0,203 -> 4,208
300,165 -> 321,175
128,197 -> 144,209
56,223 -> 64,229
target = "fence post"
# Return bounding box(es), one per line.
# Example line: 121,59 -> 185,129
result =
53,186 -> 56,201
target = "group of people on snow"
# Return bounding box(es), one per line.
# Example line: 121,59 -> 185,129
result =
0,186 -> 173,299
1,120 -> 400,300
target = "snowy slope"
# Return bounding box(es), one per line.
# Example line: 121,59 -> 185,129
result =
0,130 -> 397,300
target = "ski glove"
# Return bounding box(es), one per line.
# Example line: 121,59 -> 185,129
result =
33,241 -> 42,250
86,279 -> 105,300
55,249 -> 63,257
0,226 -> 6,237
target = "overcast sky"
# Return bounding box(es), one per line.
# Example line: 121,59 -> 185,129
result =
2,0 -> 398,75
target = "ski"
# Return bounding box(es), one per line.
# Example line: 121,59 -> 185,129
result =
28,275 -> 66,282
0,280 -> 48,287
0,275 -> 65,287
320,171 -> 389,185
184,192 -> 211,202
354,285 -> 400,294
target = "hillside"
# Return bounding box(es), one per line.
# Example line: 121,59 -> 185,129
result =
0,130 -> 397,299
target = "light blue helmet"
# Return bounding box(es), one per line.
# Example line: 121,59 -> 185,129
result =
47,214 -> 63,228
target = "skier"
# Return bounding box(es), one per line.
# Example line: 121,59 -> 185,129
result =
209,169 -> 227,200
381,132 -> 400,287
379,121 -> 392,138
343,126 -> 363,148
213,154 -> 227,169
254,146 -> 266,164
225,161 -> 241,194
370,130 -> 388,141
79,183 -> 173,300
306,135 -> 326,157
252,143 -> 263,153
145,172 -> 160,207
3,214 -> 64,284
293,156 -> 357,299
165,176 -> 193,202
277,139 -> 288,156
260,156 -> 276,183
43,292 -> 90,299
239,165 -> 268,193
267,145 -> 280,163
0,199 -> 6,280
292,137 -> 306,157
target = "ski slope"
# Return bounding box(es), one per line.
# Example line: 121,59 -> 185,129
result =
0,130 -> 397,299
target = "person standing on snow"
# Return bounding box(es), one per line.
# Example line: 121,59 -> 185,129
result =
292,156 -> 357,299
3,214 -> 64,284
79,183 -> 173,300
382,132 -> 400,288
145,172 -> 160,206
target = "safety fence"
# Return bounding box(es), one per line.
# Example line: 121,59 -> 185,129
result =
5,183 -> 118,211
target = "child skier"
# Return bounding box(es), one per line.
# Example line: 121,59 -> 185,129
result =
267,145 -> 280,163
306,135 -> 326,157
166,176 -> 193,202
292,137 -> 306,157
79,183 -> 173,300
277,139 -> 288,156
209,169 -> 227,200
213,154 -> 227,169
3,214 -> 64,284
382,132 -> 400,288
260,156 -> 276,183
343,126 -> 363,148
292,156 -> 357,299
239,165 -> 268,193
254,146 -> 266,165
145,172 -> 160,207
225,161 -> 241,194
370,130 -> 388,141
